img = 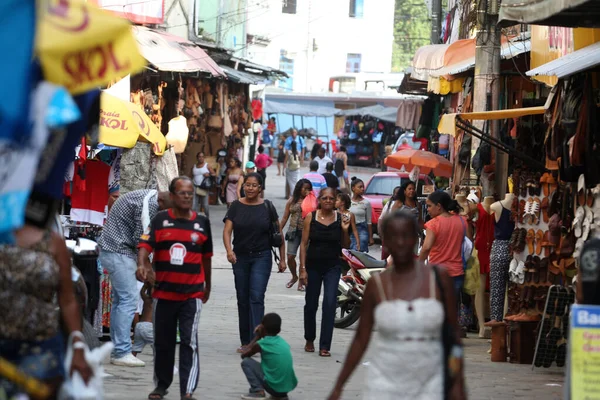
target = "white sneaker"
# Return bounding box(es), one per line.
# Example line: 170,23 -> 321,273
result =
110,353 -> 145,367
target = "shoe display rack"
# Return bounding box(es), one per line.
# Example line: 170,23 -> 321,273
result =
532,285 -> 575,368
504,167 -> 599,368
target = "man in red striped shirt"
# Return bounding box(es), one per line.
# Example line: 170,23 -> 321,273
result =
137,176 -> 213,400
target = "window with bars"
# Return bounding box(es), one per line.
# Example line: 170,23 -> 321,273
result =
346,53 -> 362,73
282,0 -> 297,14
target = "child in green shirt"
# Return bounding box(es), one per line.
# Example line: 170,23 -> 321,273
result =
240,313 -> 298,400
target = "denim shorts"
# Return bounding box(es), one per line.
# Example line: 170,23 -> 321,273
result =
287,233 -> 302,256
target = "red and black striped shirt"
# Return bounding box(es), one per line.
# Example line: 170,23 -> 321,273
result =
138,209 -> 213,301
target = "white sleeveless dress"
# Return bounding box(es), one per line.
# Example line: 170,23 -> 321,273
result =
363,270 -> 445,400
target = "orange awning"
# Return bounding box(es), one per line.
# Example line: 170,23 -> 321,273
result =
411,39 -> 476,82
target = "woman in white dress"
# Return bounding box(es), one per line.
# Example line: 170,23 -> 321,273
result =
328,210 -> 466,400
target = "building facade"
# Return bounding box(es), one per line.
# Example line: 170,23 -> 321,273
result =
245,0 -> 395,93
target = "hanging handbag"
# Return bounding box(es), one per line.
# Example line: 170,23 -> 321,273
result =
264,200 -> 282,263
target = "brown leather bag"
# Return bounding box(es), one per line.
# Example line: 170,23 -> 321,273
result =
208,114 -> 222,129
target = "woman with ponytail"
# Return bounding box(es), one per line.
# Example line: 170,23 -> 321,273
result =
419,191 -> 472,298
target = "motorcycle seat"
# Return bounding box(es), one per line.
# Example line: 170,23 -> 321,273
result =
350,250 -> 387,269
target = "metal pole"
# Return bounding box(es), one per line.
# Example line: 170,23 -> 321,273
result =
472,0 -> 502,196
430,0 -> 442,44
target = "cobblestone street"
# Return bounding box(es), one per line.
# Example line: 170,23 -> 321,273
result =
103,166 -> 565,399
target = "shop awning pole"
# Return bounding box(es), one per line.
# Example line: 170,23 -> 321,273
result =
292,115 -> 296,128
301,116 -> 305,129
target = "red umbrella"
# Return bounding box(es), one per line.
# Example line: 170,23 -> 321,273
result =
384,149 -> 453,177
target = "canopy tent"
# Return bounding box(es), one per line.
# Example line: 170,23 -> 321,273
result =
438,106 -> 548,171
498,0 -> 600,27
335,105 -> 399,123
263,99 -> 339,117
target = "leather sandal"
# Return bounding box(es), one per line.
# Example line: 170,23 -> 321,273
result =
526,229 -> 535,254
535,230 -> 544,256
532,197 -> 541,225
541,196 -> 550,223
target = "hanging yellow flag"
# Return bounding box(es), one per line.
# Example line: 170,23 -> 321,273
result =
36,0 -> 146,95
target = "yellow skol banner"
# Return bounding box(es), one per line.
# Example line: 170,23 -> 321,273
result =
36,0 -> 146,95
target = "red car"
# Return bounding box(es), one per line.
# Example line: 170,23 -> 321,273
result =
363,172 -> 434,235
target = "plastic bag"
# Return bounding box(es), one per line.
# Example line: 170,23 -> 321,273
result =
58,332 -> 113,400
463,248 -> 480,296
301,191 -> 318,218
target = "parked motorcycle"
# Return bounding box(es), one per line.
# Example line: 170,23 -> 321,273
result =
335,249 -> 387,329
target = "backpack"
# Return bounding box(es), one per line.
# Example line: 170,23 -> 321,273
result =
287,151 -> 300,171
262,129 -> 272,144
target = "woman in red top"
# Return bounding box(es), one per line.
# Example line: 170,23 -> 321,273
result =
419,191 -> 472,299
254,145 -> 273,191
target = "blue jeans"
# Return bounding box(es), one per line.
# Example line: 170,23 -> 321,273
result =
241,358 -> 288,397
350,222 -> 369,253
232,251 -> 273,345
99,251 -> 139,358
453,274 -> 465,312
304,265 -> 341,351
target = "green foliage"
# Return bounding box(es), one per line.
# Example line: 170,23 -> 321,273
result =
392,0 -> 431,72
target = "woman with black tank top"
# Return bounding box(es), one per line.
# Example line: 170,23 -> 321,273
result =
299,187 -> 351,357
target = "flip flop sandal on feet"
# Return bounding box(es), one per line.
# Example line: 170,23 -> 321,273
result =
305,344 -> 315,353
297,285 -> 305,292
319,349 -> 331,357
286,278 -> 298,289
148,388 -> 168,400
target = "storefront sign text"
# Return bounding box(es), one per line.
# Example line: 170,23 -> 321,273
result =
570,304 -> 600,399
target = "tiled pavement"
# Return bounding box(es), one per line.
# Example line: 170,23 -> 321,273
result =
103,166 -> 565,399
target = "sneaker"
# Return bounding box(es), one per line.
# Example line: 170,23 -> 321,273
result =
240,392 -> 266,399
110,353 -> 145,367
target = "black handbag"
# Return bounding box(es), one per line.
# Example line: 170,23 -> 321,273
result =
199,175 -> 213,190
264,200 -> 283,248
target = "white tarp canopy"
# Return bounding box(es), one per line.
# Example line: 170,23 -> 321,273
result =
336,104 -> 398,123
264,99 -> 339,117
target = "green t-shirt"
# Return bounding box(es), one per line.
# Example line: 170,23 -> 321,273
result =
258,335 -> 298,393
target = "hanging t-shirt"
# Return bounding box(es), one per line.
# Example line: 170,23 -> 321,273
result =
71,160 -> 111,226
251,99 -> 263,121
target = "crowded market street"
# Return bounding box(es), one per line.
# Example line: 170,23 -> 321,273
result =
102,166 -> 564,400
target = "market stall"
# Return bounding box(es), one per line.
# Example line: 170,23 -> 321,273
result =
437,75 -> 599,368
336,105 -> 402,167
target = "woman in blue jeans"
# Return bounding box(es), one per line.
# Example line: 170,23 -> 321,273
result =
223,173 -> 286,353
299,187 -> 351,357
348,178 -> 373,252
